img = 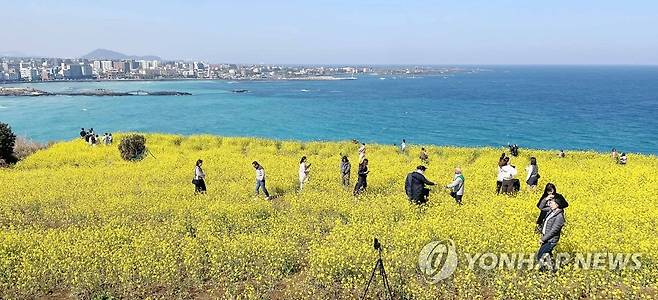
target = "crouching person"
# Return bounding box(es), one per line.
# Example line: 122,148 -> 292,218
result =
405,165 -> 435,205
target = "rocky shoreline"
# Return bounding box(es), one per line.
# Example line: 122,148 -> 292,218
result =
0,87 -> 191,97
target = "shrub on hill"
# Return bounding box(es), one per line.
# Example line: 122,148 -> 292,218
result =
0,122 -> 17,165
118,134 -> 146,161
13,137 -> 48,161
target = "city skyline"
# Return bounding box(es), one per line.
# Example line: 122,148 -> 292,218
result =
2,0 -> 658,65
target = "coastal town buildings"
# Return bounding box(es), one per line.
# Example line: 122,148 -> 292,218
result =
0,56 -> 456,83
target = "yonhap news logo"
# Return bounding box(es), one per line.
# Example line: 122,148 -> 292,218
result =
418,239 -> 458,283
418,239 -> 643,283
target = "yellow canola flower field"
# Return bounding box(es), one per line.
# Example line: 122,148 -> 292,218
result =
0,134 -> 657,299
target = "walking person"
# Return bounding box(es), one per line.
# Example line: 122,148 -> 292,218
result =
445,167 -> 465,205
193,159 -> 207,194
536,194 -> 568,272
419,147 -> 429,164
299,156 -> 311,190
405,165 -> 436,205
353,159 -> 369,196
108,133 -> 113,144
619,153 -> 628,165
253,161 -> 270,200
400,139 -> 407,153
500,157 -> 518,194
340,156 -> 351,189
525,157 -> 540,190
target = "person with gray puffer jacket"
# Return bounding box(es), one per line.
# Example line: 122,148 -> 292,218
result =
536,195 -> 568,272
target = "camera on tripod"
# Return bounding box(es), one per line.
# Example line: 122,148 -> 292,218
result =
362,237 -> 393,300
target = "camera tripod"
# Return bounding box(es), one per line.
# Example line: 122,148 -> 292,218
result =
361,238 -> 394,300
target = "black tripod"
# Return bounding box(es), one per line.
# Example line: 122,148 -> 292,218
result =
361,238 -> 393,300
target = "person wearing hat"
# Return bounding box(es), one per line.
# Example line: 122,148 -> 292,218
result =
405,165 -> 436,205
536,183 -> 568,272
445,167 -> 465,205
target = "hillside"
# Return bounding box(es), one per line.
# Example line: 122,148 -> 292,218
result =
0,134 -> 657,299
80,48 -> 161,61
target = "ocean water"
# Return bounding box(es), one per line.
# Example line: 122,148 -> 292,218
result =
1,66 -> 657,154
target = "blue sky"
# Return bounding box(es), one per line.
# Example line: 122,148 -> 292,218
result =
2,0 -> 657,64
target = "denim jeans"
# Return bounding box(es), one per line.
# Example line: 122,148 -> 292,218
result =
255,180 -> 269,197
536,241 -> 557,271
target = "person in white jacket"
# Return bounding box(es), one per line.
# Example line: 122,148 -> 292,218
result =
358,143 -> 366,162
193,159 -> 206,194
299,156 -> 310,190
500,156 -> 518,194
525,157 -> 540,190
252,161 -> 270,200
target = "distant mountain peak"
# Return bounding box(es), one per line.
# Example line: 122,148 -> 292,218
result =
80,49 -> 161,61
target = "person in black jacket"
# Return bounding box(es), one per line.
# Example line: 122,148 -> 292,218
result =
405,165 -> 436,204
353,159 -> 369,196
536,183 -> 569,233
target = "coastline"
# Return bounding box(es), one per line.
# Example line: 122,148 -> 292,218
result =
0,87 -> 191,97
34,133 -> 658,157
0,76 -> 358,86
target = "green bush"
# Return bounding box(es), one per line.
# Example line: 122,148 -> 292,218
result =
0,122 -> 17,164
118,134 -> 146,161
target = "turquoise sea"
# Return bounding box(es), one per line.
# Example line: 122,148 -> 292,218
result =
1,66 -> 657,154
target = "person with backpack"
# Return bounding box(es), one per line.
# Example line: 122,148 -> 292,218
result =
500,156 -> 518,194
353,159 -> 369,196
445,167 -> 465,205
405,165 -> 436,205
193,159 -> 206,194
340,156 -> 351,189
525,157 -> 540,190
253,161 -> 270,200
